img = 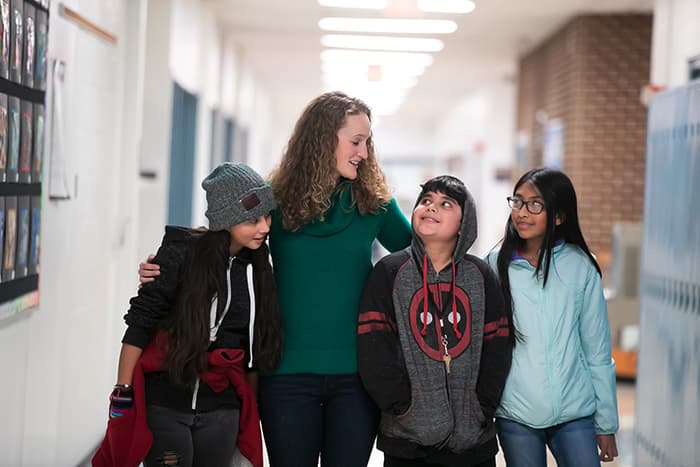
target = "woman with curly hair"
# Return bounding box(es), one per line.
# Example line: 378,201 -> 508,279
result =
139,91 -> 411,466
260,91 -> 411,466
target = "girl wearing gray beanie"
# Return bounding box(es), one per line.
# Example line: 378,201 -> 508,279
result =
95,162 -> 282,467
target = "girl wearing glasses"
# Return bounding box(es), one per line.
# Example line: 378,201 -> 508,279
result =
486,167 -> 619,467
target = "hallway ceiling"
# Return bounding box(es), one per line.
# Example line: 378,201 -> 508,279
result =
211,0 -> 653,129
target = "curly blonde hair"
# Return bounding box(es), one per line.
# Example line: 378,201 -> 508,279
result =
270,91 -> 391,231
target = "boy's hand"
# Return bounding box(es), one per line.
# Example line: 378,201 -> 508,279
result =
138,254 -> 160,286
597,434 -> 618,462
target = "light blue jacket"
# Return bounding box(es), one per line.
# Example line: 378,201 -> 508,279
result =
486,242 -> 619,434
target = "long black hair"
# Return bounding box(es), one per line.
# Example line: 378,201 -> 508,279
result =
496,168 -> 601,327
167,229 -> 283,385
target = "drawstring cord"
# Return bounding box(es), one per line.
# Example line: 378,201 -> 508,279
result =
421,255 -> 428,336
451,262 -> 462,339
422,255 -> 461,339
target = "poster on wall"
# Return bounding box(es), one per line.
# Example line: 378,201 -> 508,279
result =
19,98 -> 31,182
28,195 -> 38,275
0,0 -> 45,320
2,196 -> 16,282
515,129 -> 530,170
0,197 -> 4,282
32,102 -> 42,181
7,94 -> 18,182
22,2 -> 33,88
0,92 -> 7,182
0,0 -> 9,80
14,195 -> 28,278
9,0 -> 21,84
34,8 -> 46,90
543,119 -> 564,170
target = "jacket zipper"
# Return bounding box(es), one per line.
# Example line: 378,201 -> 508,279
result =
193,256 -> 234,411
433,272 -> 454,448
538,268 -> 559,421
191,378 -> 200,410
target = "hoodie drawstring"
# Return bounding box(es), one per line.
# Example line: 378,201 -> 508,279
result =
421,255 -> 429,336
421,255 -> 462,339
451,262 -> 462,339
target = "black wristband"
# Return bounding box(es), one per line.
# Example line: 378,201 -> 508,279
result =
113,384 -> 133,395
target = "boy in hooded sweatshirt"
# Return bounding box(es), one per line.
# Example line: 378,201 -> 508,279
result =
357,175 -> 513,467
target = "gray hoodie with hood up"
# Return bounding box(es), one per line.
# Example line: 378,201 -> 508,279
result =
358,186 -> 512,464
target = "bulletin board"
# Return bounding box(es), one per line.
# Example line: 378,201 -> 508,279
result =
0,0 -> 48,320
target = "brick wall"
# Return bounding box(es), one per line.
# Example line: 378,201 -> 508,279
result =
516,14 -> 652,258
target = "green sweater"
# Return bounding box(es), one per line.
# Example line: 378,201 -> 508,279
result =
269,187 -> 412,375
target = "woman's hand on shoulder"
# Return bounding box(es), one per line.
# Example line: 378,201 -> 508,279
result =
138,254 -> 160,286
597,434 -> 618,462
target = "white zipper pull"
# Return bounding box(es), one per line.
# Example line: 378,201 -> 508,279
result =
191,377 -> 200,410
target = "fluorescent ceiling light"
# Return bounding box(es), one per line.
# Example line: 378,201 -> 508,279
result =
321,35 -> 444,52
418,0 -> 476,14
318,0 -> 386,8
321,49 -> 434,68
319,17 -> 458,34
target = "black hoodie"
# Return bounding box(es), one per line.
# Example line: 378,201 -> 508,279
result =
122,226 -> 264,412
357,187 -> 512,465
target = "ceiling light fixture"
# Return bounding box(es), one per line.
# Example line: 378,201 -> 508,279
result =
319,17 -> 458,34
321,35 -> 444,52
417,0 -> 476,14
318,0 -> 386,8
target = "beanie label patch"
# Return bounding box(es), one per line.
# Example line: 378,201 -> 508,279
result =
240,192 -> 261,211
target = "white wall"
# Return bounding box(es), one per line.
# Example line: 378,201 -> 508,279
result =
651,0 -> 700,87
375,122 -> 435,160
432,82 -> 516,256
169,1 -> 273,227
0,0 -> 138,465
0,0 -> 276,464
138,0 -> 173,256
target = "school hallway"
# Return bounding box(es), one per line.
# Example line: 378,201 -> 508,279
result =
1,0 -> 699,466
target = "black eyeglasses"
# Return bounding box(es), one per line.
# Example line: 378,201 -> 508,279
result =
507,196 -> 545,214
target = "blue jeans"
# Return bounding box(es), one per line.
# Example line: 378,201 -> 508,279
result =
496,416 -> 601,467
259,373 -> 379,467
143,405 -> 240,467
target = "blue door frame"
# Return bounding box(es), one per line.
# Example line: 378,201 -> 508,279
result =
167,81 -> 198,226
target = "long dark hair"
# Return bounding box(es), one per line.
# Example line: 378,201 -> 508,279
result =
167,229 -> 283,385
496,168 -> 601,325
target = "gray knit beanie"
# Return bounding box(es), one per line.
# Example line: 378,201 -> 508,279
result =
202,163 -> 276,231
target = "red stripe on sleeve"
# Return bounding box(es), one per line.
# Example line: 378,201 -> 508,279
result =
358,322 -> 396,335
483,316 -> 509,334
483,328 -> 510,341
359,311 -> 390,323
